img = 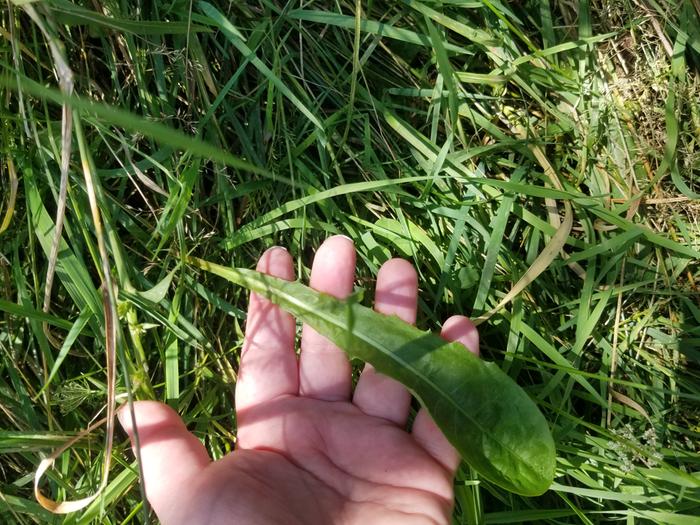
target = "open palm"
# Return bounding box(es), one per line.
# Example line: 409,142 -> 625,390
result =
119,236 -> 479,524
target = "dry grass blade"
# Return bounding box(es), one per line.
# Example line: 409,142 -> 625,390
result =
611,390 -> 651,423
474,131 -> 576,325
33,125 -> 119,513
473,200 -> 573,326
33,417 -> 107,513
0,157 -> 18,235
42,101 -> 73,318
21,14 -> 119,504
21,4 -> 75,341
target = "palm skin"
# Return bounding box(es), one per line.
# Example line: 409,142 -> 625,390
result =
119,236 -> 479,524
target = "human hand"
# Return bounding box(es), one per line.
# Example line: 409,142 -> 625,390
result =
119,236 -> 480,524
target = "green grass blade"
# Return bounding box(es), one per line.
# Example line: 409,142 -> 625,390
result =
199,1 -> 326,136
286,9 -> 471,54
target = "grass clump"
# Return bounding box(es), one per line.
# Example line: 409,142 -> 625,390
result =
1,0 -> 699,523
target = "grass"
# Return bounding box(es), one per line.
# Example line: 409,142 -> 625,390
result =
1,0 -> 699,523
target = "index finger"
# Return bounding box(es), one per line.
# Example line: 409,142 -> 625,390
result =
235,247 -> 298,414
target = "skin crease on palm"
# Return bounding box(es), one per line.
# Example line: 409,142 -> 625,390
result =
118,235 -> 481,525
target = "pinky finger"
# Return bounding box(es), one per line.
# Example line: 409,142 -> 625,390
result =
412,315 -> 479,474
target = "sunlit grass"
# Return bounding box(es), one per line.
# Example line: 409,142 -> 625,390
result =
1,0 -> 699,523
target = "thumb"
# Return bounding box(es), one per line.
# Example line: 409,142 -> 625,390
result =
118,401 -> 210,517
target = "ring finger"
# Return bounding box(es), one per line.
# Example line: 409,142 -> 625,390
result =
352,258 -> 417,425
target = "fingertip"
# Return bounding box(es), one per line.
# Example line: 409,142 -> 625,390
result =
374,258 -> 418,324
377,258 -> 417,283
117,400 -> 179,437
309,235 -> 356,294
336,234 -> 354,244
261,245 -> 288,255
117,401 -> 205,455
441,315 -> 479,356
326,233 -> 355,246
256,246 -> 294,280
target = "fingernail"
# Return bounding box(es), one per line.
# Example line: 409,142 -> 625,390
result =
263,246 -> 289,261
337,234 -> 354,243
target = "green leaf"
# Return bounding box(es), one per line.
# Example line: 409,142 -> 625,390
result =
190,258 -> 556,496
136,269 -> 176,304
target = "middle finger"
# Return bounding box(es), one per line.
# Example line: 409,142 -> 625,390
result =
299,235 -> 356,400
352,258 -> 418,425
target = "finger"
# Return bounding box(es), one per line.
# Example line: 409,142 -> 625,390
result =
236,247 -> 298,413
118,401 -> 210,519
412,315 -> 479,473
353,258 -> 417,425
299,235 -> 356,400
